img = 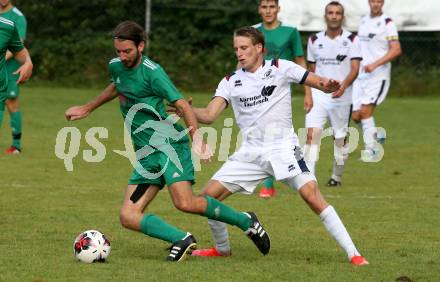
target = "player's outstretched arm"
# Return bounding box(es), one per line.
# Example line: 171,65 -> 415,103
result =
168,96 -> 227,125
192,97 -> 227,125
304,72 -> 341,94
65,83 -> 117,121
13,47 -> 33,84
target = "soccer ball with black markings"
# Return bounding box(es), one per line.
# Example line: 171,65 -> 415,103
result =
73,230 -> 111,263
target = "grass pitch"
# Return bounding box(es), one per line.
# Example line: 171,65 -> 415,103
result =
0,86 -> 439,281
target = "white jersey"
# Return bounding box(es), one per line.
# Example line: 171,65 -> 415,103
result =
214,59 -> 308,147
357,14 -> 399,80
307,29 -> 362,104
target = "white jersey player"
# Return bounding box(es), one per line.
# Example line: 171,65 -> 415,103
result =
352,0 -> 401,161
304,1 -> 362,187
170,26 -> 368,265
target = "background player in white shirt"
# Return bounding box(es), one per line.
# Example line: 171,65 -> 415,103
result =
174,26 -> 368,265
352,0 -> 401,160
304,1 -> 362,186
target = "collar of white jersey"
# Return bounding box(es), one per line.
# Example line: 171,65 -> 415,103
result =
324,29 -> 344,40
241,59 -> 267,74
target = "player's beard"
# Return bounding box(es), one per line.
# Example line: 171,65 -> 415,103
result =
123,50 -> 142,68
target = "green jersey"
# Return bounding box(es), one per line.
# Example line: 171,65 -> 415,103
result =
108,55 -> 188,151
255,22 -> 304,60
0,16 -> 24,93
0,7 -> 26,80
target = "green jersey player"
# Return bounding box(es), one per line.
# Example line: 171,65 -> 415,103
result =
254,0 -> 311,198
65,21 -> 270,262
0,3 -> 32,144
0,0 -> 26,154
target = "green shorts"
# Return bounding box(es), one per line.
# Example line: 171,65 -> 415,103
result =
4,78 -> 19,99
128,141 -> 195,188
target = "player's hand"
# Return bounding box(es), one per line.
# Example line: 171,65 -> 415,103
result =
167,97 -> 193,117
321,78 -> 341,93
304,94 -> 313,113
332,84 -> 346,98
65,106 -> 90,121
364,64 -> 376,73
191,131 -> 213,163
14,61 -> 33,84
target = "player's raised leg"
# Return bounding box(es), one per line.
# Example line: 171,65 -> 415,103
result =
191,179 -> 270,256
168,180 -> 270,255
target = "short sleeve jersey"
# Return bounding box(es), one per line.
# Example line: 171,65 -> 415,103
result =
214,59 -> 308,146
0,17 -> 24,93
108,56 -> 188,151
0,7 -> 26,80
307,29 -> 362,104
254,22 -> 304,60
357,14 -> 399,79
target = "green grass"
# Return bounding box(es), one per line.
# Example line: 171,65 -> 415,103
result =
1,86 -> 439,281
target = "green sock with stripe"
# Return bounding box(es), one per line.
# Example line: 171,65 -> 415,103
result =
203,196 -> 251,231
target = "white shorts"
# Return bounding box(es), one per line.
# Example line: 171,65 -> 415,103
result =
305,98 -> 351,139
212,144 -> 316,194
352,77 -> 390,111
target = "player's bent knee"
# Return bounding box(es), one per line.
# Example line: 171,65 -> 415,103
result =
119,208 -> 141,230
173,198 -> 196,214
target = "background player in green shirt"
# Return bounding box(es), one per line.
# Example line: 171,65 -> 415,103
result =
254,0 -> 312,198
65,21 -> 270,262
0,0 -> 26,154
0,5 -> 32,140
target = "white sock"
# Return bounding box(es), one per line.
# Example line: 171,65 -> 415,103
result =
304,144 -> 319,175
208,219 -> 231,254
331,164 -> 343,182
361,117 -> 377,149
332,140 -> 348,182
319,205 -> 361,260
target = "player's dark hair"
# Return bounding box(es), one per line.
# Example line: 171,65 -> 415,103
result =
259,0 -> 279,5
325,1 -> 345,15
234,26 -> 265,48
112,21 -> 146,46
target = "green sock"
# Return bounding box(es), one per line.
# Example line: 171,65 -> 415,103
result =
203,196 -> 251,231
0,103 -> 4,129
10,111 -> 22,149
263,177 -> 274,189
140,214 -> 187,243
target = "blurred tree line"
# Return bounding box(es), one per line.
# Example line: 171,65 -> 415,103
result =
14,0 -> 260,91
13,0 -> 440,94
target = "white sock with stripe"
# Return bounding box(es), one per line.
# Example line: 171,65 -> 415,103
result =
319,205 -> 361,260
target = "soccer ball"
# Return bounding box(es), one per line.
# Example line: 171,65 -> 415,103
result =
73,230 -> 111,263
